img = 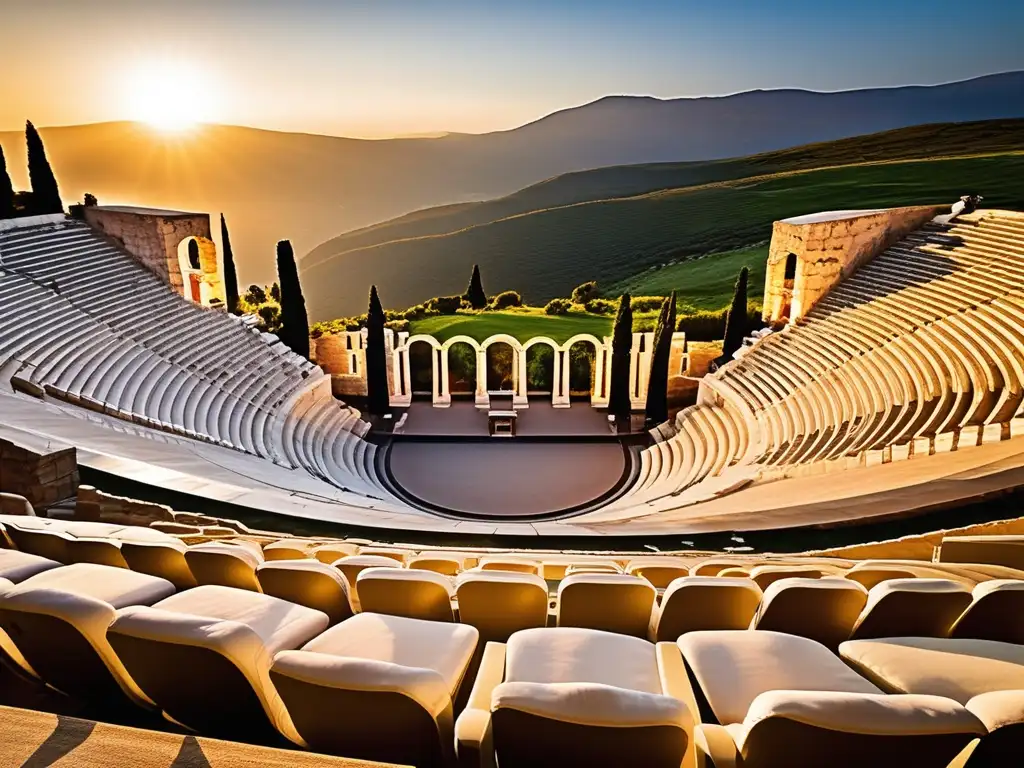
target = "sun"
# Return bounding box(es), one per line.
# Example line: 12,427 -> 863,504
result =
124,61 -> 215,131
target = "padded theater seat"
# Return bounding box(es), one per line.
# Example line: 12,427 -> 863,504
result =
476,557 -> 541,576
841,637 -> 1024,765
849,579 -> 973,641
64,536 -> 130,569
748,564 -> 824,590
948,580 -> 1024,644
262,539 -> 317,562
556,573 -> 655,637
751,578 -> 867,650
454,570 -> 549,643
256,560 -> 354,625
649,576 -> 763,642
680,630 -> 985,768
355,568 -> 455,622
455,626 -> 693,768
310,542 -> 360,564
271,612 -> 479,767
0,564 -> 175,706
331,555 -> 402,595
120,539 -> 198,591
108,585 -> 329,743
625,558 -> 690,589
184,542 -> 264,592
0,550 -> 60,583
409,552 -> 470,576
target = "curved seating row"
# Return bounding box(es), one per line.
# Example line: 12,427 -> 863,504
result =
623,210 -> 1024,508
0,220 -> 390,500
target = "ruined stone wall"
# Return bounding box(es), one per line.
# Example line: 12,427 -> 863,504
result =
84,208 -> 220,303
763,205 -> 948,324
312,333 -> 367,398
0,439 -> 79,508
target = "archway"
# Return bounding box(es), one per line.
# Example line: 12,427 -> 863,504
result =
568,340 -> 596,402
486,341 -> 516,392
525,341 -> 555,399
175,236 -> 221,306
408,339 -> 436,401
447,341 -> 477,399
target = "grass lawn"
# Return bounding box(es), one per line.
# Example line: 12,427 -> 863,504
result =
606,245 -> 768,310
408,307 -> 665,343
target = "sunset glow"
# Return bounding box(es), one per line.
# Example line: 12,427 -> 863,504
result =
122,61 -> 215,131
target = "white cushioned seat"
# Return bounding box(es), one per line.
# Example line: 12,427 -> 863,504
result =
650,576 -> 762,641
355,567 -> 454,622
0,550 -> 61,583
409,552 -> 468,576
331,555 -> 402,597
455,570 -> 549,643
184,542 -> 263,592
849,579 -> 972,640
949,579 -> 1024,644
256,559 -> 353,625
456,627 -> 693,768
108,584 -> 329,743
556,573 -> 655,638
752,577 -> 867,649
0,563 -> 175,706
271,612 -> 478,766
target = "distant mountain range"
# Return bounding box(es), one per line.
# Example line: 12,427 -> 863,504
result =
0,70 -> 1021,299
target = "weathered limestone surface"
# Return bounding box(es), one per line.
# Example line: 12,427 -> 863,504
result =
83,206 -> 225,306
763,205 -> 947,324
0,438 -> 78,508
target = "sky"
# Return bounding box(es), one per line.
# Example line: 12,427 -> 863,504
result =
3,0 -> 1023,138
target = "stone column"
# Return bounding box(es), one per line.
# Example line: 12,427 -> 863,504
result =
552,348 -> 569,408
514,346 -> 529,408
436,348 -> 451,407
475,348 -> 489,407
593,344 -> 608,406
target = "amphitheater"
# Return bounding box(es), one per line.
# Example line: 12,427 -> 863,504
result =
1,199 -> 1024,767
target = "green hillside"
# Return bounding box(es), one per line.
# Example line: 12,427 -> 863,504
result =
304,119 -> 1024,271
302,147 -> 1024,320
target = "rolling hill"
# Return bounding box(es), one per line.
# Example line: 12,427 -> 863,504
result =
301,119 -> 1024,319
1,71 -> 1021,291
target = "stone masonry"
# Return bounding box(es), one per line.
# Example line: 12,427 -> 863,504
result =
0,438 -> 79,508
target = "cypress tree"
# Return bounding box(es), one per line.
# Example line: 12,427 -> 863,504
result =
276,240 -> 310,360
0,145 -> 14,219
365,285 -> 390,415
644,291 -> 677,426
608,293 -> 633,421
220,214 -> 240,314
721,267 -> 749,361
465,264 -> 487,309
25,121 -> 62,214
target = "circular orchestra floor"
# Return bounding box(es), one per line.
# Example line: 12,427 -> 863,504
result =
386,440 -> 628,517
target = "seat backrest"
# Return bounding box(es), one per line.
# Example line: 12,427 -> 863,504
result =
261,539 -> 314,561
843,566 -> 920,590
0,494 -> 35,517
358,547 -> 411,564
626,560 -> 689,589
120,540 -> 197,591
849,579 -> 972,641
753,578 -> 867,650
939,536 -> 1024,570
455,571 -> 549,643
556,574 -> 655,638
6,527 -> 70,563
64,537 -> 129,569
949,580 -> 1024,644
735,690 -> 985,768
409,555 -> 465,576
256,560 -> 353,625
654,577 -> 762,641
690,559 -> 747,577
478,557 -> 541,576
332,555 -> 402,591
356,568 -> 454,622
749,565 -> 822,590
311,542 -> 360,564
184,544 -> 262,592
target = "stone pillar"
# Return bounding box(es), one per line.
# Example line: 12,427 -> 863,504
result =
552,348 -> 569,408
514,346 -> 529,408
436,348 -> 451,407
593,344 -> 609,407
475,348 -> 489,407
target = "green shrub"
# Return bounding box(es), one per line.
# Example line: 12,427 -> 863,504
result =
544,298 -> 572,315
570,281 -> 599,305
630,296 -> 666,313
425,295 -> 466,314
490,290 -> 523,310
584,298 -> 616,315
676,306 -> 761,341
385,319 -> 410,333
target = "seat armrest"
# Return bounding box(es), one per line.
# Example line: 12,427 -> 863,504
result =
455,642 -> 505,768
694,724 -> 739,768
657,642 -> 699,768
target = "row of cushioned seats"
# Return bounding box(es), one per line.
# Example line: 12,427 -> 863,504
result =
1,555 -> 1022,766
5,516 -> 1024,651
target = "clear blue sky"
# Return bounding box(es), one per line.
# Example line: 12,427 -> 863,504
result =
3,0 -> 1022,136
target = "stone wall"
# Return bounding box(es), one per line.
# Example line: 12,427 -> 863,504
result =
0,438 -> 79,508
313,332 -> 367,398
762,205 -> 948,324
84,206 -> 224,306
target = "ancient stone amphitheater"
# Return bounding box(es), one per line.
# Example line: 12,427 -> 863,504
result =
2,202 -> 1024,767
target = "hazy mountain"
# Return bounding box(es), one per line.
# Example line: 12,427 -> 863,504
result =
1,71 -> 1021,295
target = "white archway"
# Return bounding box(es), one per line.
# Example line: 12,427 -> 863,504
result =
175,236 -> 222,307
